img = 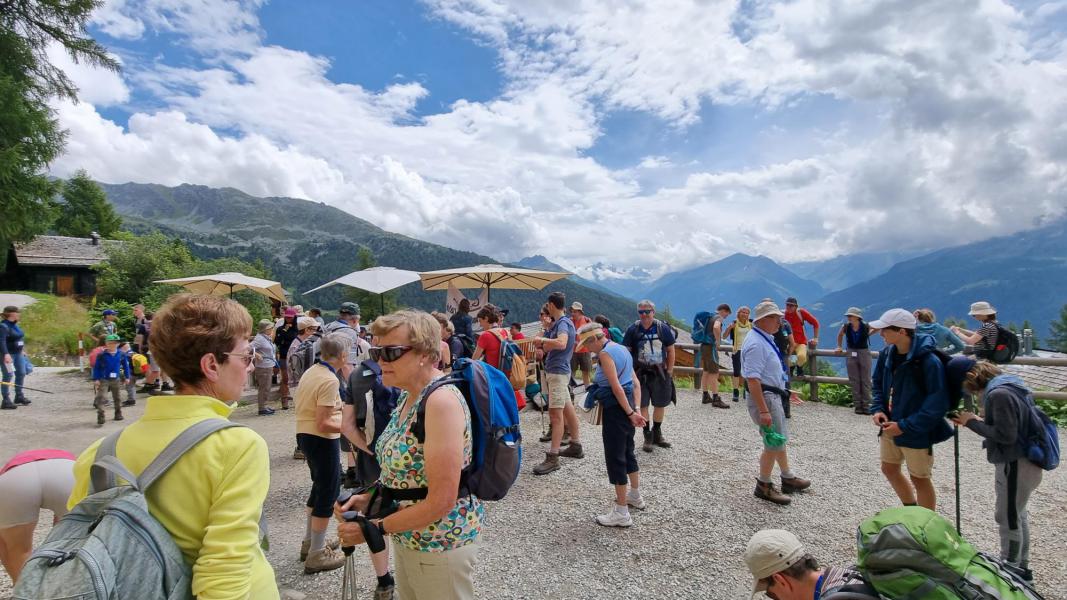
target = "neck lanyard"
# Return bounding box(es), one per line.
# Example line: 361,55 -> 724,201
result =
318,361 -> 347,396
752,328 -> 784,362
813,573 -> 825,600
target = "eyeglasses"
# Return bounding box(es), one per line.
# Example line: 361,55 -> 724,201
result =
637,309 -> 652,315
225,351 -> 255,367
369,345 -> 414,363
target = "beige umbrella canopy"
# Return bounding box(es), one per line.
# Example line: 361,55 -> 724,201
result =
419,264 -> 571,301
154,272 -> 287,302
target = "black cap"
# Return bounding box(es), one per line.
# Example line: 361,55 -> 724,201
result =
785,297 -> 798,306
946,356 -> 977,408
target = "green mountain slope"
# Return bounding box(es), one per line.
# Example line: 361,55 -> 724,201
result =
101,182 -> 638,325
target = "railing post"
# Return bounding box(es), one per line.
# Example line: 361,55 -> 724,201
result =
808,344 -> 819,403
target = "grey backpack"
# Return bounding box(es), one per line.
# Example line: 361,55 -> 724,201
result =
13,420 -> 244,600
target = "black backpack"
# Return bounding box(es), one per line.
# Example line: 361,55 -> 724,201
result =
976,324 -> 1020,364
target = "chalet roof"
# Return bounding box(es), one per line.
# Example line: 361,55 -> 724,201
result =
12,235 -> 118,268
1002,349 -> 1067,392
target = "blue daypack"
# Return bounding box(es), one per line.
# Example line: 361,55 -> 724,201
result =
1019,395 -> 1060,471
692,311 -> 715,344
409,358 -> 522,501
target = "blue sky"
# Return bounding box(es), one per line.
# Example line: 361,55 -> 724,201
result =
52,0 -> 1067,280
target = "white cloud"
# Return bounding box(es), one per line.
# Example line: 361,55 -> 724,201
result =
92,0 -> 264,53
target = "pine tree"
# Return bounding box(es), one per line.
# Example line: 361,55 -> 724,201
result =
55,170 -> 122,238
1049,304 -> 1067,353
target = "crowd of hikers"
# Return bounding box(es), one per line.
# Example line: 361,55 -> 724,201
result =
0,291 -> 1060,600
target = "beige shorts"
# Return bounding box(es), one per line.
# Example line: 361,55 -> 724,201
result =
545,373 -> 571,409
0,458 -> 75,527
880,434 -> 934,479
394,542 -> 478,600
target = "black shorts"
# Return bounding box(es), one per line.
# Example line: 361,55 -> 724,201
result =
637,369 -> 674,408
297,433 -> 341,518
732,352 -> 742,377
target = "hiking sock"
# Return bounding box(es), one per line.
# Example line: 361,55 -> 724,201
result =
310,529 -> 327,552
643,424 -> 652,435
757,475 -> 772,484
615,503 -> 630,516
377,573 -> 395,589
781,470 -> 796,480
903,502 -> 917,507
652,421 -> 662,434
732,389 -> 739,400
304,515 -> 314,542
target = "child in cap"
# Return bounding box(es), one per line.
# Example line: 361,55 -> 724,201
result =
117,341 -> 139,407
92,334 -> 132,425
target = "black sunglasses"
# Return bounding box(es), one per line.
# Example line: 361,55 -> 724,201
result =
637,309 -> 653,315
369,345 -> 414,363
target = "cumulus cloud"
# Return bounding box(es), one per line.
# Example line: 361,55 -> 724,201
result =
48,0 -> 1067,281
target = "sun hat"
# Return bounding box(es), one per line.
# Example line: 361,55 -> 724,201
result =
869,308 -> 917,330
946,356 -> 977,409
257,319 -> 274,333
968,301 -> 996,316
297,316 -> 319,331
844,307 -> 863,318
571,302 -> 584,312
744,530 -> 806,596
576,326 -> 603,349
105,333 -> 121,342
283,307 -> 298,318
102,309 -> 117,316
339,302 -> 361,316
753,301 -> 784,321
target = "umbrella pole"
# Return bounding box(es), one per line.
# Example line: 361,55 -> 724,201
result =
380,294 -> 385,316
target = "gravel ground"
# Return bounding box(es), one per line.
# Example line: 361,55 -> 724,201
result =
2,370 -> 1065,600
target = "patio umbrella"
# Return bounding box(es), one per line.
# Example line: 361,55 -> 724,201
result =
418,264 -> 571,301
154,272 -> 287,303
303,266 -> 421,313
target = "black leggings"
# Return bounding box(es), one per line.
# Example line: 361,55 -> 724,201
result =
297,433 -> 341,518
601,391 -> 639,485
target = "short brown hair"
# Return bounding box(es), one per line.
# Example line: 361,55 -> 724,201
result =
914,308 -> 935,323
369,310 -> 440,362
2,305 -> 19,317
964,360 -> 1003,394
149,294 -> 253,387
717,303 -> 732,313
760,554 -> 820,587
476,304 -> 501,324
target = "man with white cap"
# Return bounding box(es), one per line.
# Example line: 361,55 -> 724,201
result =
869,308 -> 953,510
744,530 -> 876,599
741,301 -> 810,505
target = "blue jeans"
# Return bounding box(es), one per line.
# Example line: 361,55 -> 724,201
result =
2,353 -> 26,401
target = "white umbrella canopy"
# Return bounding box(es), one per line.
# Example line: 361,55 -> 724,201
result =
419,264 -> 571,300
303,267 -> 421,296
154,272 -> 287,303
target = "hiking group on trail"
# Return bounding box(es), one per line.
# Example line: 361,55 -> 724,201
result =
0,289 -> 1059,600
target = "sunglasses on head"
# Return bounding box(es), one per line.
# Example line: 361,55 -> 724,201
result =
637,309 -> 652,315
369,345 -> 414,363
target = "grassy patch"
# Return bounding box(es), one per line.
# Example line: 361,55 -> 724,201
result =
3,291 -> 88,366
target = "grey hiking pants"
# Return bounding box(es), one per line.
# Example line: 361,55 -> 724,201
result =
845,351 -> 872,410
95,379 -> 122,417
994,458 -> 1042,569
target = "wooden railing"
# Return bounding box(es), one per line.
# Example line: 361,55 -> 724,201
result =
672,343 -> 1067,403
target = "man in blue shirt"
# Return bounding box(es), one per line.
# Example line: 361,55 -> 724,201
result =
741,301 -> 810,505
622,300 -> 677,453
532,292 -> 584,475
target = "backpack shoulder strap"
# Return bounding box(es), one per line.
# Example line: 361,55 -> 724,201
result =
89,428 -> 132,493
413,376 -> 464,444
136,419 -> 244,491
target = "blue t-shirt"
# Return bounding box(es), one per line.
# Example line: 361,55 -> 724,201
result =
623,320 -> 676,367
543,315 -> 576,375
593,342 -> 634,388
741,327 -> 788,390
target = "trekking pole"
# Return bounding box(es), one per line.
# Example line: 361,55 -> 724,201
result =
0,381 -> 54,394
337,490 -> 359,600
954,424 -> 961,535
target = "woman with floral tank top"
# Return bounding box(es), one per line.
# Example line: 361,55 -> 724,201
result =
337,310 -> 483,600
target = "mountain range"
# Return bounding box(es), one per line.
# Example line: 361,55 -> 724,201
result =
100,183 -> 639,327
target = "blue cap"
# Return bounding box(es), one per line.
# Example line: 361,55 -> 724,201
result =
102,309 -> 117,316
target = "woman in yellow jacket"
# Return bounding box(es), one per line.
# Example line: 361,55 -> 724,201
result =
67,294 -> 279,600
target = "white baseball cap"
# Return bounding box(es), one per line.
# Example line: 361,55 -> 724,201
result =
869,308 -> 916,330
744,530 -> 807,596
571,302 -> 584,312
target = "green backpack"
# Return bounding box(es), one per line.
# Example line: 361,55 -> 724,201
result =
856,507 -> 1044,600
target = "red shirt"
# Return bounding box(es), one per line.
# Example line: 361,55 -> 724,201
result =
784,308 -> 819,344
572,315 -> 591,353
477,328 -> 508,369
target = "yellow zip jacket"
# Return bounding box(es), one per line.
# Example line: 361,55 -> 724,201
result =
68,395 -> 279,600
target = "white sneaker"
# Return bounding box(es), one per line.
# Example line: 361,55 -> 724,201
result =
626,491 -> 646,510
595,506 -> 633,527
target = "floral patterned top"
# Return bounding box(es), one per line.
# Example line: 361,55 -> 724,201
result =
375,382 -> 483,552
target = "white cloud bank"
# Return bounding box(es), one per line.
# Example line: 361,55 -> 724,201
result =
49,0 -> 1067,281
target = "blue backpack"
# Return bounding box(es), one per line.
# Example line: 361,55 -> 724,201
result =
1019,394 -> 1060,471
692,311 -> 715,344
408,358 -> 522,501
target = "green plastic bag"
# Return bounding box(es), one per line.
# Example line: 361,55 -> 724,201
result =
760,425 -> 786,448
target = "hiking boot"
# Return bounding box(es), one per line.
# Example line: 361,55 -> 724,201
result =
299,538 -> 340,562
754,478 -> 791,505
642,430 -> 654,453
595,506 -> 633,528
160,382 -> 174,393
559,442 -> 584,459
2,399 -> 16,410
781,476 -> 811,494
374,585 -> 395,600
97,412 -> 105,425
626,490 -> 646,511
122,399 -> 136,407
114,412 -> 124,421
137,383 -> 158,394
732,390 -> 740,403
711,395 -> 730,409
293,446 -> 305,460
258,407 -> 276,416
533,452 -> 560,475
701,391 -> 712,404
539,428 -> 553,443
854,406 -> 868,415
303,546 -> 345,574
14,397 -> 30,406
652,428 -> 671,448
560,433 -> 572,446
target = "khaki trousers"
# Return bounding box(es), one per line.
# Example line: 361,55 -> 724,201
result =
394,541 -> 478,600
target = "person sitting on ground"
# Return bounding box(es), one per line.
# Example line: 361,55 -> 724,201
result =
92,334 -> 132,426
947,358 -> 1043,583
337,310 -> 484,600
700,303 -> 731,408
835,307 -> 873,415
622,300 -> 676,453
569,302 -> 594,387
295,333 -> 352,574
251,319 -> 281,415
951,301 -> 1002,359
593,314 -> 624,344
0,449 -> 76,583
723,306 -> 752,403
449,299 -> 475,359
914,308 -> 966,355
741,301 -> 810,505
744,529 -> 877,600
576,323 -> 647,527
89,308 -> 118,347
783,297 -> 819,378
870,308 -> 953,511
0,306 -> 29,410
68,293 -> 280,599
